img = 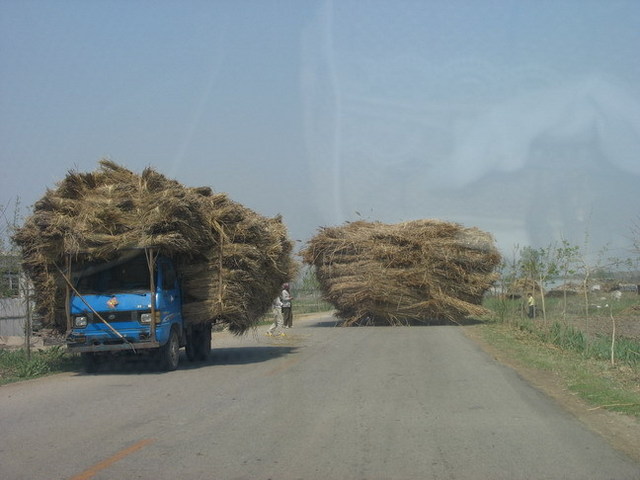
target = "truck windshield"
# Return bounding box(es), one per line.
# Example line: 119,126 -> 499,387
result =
74,252 -> 151,294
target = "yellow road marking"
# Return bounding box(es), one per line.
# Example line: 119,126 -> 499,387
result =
69,438 -> 155,480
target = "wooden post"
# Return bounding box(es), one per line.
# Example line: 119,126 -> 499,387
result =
65,255 -> 71,333
146,248 -> 157,342
24,278 -> 31,361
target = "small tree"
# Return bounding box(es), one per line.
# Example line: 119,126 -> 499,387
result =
573,236 -> 613,356
555,239 -> 580,323
519,244 -> 558,322
602,254 -> 638,366
576,243 -> 610,317
495,245 -> 521,323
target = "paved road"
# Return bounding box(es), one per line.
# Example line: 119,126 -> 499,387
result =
1,313 -> 638,480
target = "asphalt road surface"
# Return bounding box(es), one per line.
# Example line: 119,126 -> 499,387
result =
1,313 -> 638,480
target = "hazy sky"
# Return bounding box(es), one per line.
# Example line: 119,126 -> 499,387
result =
1,0 -> 639,259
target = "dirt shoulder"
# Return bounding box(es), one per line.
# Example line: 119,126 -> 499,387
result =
463,324 -> 640,464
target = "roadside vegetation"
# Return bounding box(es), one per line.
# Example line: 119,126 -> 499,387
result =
0,346 -> 80,386
476,238 -> 640,418
477,298 -> 640,418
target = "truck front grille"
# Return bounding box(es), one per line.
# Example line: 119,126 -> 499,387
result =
87,311 -> 141,323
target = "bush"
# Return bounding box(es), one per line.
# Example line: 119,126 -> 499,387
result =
588,335 -> 640,366
546,322 -> 587,352
0,346 -> 78,384
16,356 -> 50,377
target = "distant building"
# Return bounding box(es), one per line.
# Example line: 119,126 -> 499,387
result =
0,254 -> 27,336
1,253 -> 22,298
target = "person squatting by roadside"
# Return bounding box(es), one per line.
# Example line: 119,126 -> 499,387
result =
281,283 -> 293,328
527,293 -> 536,318
267,295 -> 285,336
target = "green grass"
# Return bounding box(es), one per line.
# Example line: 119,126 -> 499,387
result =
0,346 -> 80,385
589,335 -> 640,364
483,294 -> 640,366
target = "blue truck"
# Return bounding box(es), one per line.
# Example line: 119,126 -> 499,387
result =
65,248 -> 212,372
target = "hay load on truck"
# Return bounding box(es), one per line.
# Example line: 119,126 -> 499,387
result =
301,219 -> 501,326
13,160 -> 297,372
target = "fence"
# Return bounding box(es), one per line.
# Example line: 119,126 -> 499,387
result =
292,288 -> 332,315
0,298 -> 26,336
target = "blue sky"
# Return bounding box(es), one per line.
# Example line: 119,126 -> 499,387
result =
1,0 -> 639,258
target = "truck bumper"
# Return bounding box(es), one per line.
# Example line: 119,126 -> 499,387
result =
67,341 -> 161,353
66,322 -> 177,353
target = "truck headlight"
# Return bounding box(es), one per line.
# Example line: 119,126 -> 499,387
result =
74,316 -> 88,328
140,312 -> 160,324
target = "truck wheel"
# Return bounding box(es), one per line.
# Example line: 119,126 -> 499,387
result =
195,325 -> 212,361
185,332 -> 196,362
158,328 -> 180,371
81,353 -> 99,373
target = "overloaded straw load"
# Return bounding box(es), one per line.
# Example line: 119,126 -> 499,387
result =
14,160 -> 296,334
301,220 -> 501,326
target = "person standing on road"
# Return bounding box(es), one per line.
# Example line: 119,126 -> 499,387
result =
281,283 -> 294,328
527,293 -> 536,318
267,295 -> 285,336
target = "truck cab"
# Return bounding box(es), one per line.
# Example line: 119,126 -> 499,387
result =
65,249 -> 201,372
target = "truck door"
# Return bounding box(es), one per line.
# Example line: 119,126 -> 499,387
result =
156,258 -> 182,322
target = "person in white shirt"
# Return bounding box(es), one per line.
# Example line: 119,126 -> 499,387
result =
267,295 -> 285,336
281,283 -> 294,328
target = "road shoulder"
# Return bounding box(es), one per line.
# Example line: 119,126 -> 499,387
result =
463,324 -> 640,464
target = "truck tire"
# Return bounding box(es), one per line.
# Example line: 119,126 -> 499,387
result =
185,331 -> 196,362
195,325 -> 211,361
81,352 -> 99,373
158,328 -> 180,371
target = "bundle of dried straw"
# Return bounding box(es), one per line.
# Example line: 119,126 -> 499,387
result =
301,220 -> 501,326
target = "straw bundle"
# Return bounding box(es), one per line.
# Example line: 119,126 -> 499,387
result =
301,220 -> 501,325
14,160 -> 296,334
